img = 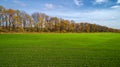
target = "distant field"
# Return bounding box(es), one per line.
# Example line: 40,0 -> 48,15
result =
0,33 -> 120,67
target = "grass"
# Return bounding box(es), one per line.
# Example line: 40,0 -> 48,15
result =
0,33 -> 120,67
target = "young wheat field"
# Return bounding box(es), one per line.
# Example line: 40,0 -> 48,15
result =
0,33 -> 120,67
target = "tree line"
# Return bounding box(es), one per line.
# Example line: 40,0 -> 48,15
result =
0,5 -> 120,33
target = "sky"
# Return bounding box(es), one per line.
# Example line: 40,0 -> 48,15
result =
0,0 -> 120,29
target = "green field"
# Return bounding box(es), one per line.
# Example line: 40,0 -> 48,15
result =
0,33 -> 120,67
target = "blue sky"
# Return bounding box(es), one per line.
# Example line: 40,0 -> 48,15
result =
0,0 -> 120,29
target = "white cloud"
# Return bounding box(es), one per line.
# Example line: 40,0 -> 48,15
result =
117,0 -> 120,3
74,0 -> 83,6
94,0 -> 108,4
42,9 -> 120,29
44,3 -> 63,10
13,0 -> 26,7
45,3 -> 55,10
111,5 -> 120,9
